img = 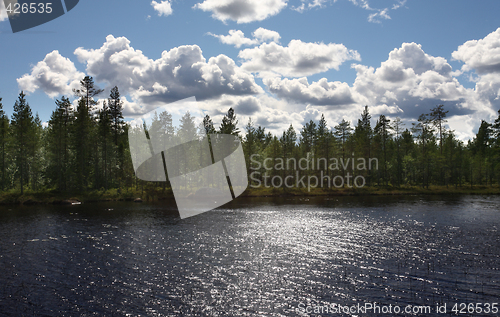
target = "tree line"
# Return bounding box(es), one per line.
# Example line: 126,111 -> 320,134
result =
0,76 -> 244,195
243,105 -> 500,189
0,75 -> 499,195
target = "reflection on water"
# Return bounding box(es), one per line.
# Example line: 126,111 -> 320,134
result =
0,196 -> 499,316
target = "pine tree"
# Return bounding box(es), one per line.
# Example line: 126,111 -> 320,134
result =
315,114 -> 331,171
244,118 -> 256,175
334,119 -> 353,183
47,96 -> 73,191
202,114 -> 217,162
108,86 -> 124,146
0,97 -> 9,190
10,92 -> 35,194
219,108 -> 239,135
255,126 -> 270,148
374,114 -> 392,185
429,105 -> 448,155
300,120 -> 316,154
73,97 -> 93,191
107,87 -> 127,189
470,120 -> 492,185
203,114 -> 216,135
334,119 -> 353,161
280,124 -> 297,188
412,114 -> 435,188
73,76 -> 104,116
30,114 -> 44,191
98,101 -> 111,189
391,117 -> 405,187
354,106 -> 373,185
73,76 -> 103,190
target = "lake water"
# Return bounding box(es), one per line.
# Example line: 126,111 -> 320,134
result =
0,195 -> 499,316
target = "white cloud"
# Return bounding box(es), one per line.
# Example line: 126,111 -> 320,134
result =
151,0 -> 173,16
252,27 -> 280,43
193,0 -> 288,23
452,27 -> 500,75
239,40 -> 361,77
451,28 -> 500,129
392,0 -> 407,10
292,0 -> 327,12
351,43 -> 469,116
368,8 -> 390,23
17,50 -> 85,98
18,35 -> 263,115
264,77 -> 356,106
16,29 -> 500,141
74,35 -> 262,108
208,30 -> 259,48
450,28 -> 500,137
248,40 -> 491,141
348,0 -> 407,23
209,27 -> 280,48
348,42 -> 498,141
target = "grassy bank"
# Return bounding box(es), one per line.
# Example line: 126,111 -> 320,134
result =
1,184 -> 498,205
242,184 -> 500,197
0,186 -> 174,206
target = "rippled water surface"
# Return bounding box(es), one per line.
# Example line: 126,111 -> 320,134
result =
0,195 -> 499,316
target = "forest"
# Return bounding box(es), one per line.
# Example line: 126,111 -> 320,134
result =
1,75 -> 500,202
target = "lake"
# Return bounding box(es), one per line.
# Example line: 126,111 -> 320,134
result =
0,195 -> 499,316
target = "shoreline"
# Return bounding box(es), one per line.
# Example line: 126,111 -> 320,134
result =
0,185 -> 499,206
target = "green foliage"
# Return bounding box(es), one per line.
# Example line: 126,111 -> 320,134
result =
219,107 -> 239,135
10,91 -> 37,194
0,97 -> 10,190
1,84 -> 499,199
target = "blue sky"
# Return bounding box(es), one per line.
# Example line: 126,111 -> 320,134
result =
1,0 -> 500,140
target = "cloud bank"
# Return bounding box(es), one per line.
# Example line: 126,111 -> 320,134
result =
16,28 -> 500,140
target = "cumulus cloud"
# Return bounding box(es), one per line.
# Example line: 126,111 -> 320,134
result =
194,93 -> 304,136
72,35 -> 262,108
351,43 -> 469,117
252,27 -> 280,43
18,35 -> 263,113
452,28 -> 500,74
209,27 -> 280,48
193,0 -> 287,23
452,28 -> 500,121
209,29 -> 258,48
250,40 -> 488,141
17,50 -> 85,98
265,77 -> 355,106
16,29 -> 500,141
348,42 -> 498,141
239,40 -> 361,77
233,96 -> 261,115
151,0 -> 173,16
